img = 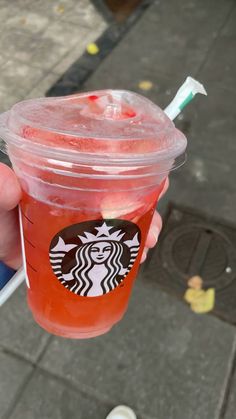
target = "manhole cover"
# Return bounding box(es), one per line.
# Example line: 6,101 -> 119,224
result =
144,204 -> 236,325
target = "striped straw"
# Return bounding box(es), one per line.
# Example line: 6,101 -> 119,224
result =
164,76 -> 207,121
0,268 -> 25,306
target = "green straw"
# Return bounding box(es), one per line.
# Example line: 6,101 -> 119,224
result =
164,76 -> 207,120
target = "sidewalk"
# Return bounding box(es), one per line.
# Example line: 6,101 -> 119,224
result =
0,0 -> 107,110
1,1 -> 236,418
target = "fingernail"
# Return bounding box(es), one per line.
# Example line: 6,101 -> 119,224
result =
152,228 -> 159,243
141,248 -> 148,263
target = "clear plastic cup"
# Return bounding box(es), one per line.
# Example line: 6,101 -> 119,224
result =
0,90 -> 187,338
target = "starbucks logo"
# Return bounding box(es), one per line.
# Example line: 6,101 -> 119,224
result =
49,220 -> 141,297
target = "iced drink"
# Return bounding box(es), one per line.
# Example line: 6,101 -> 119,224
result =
0,90 -> 187,338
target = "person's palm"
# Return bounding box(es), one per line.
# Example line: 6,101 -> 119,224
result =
0,162 -> 168,269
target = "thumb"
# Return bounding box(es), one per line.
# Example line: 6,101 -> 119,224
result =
0,163 -> 22,269
0,163 -> 21,211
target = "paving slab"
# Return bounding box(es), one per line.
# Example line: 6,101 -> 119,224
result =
0,54 -> 5,69
84,0 -> 234,90
0,0 -> 107,103
0,58 -> 44,97
52,21 -> 107,76
0,88 -> 24,112
25,72 -> 60,99
25,0 -> 73,16
2,10 -> 49,35
223,366 -> 236,419
0,4 -> 20,27
26,0 -> 103,22
0,349 -> 32,419
159,81 -> 236,224
0,24 -> 95,73
61,0 -> 109,28
9,370 -> 113,419
39,279 -> 236,419
0,30 -> 41,63
0,285 -> 50,363
200,6 -> 236,92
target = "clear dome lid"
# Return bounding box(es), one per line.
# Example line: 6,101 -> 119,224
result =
0,90 -> 187,166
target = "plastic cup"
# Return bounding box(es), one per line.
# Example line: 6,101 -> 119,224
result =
0,90 -> 187,338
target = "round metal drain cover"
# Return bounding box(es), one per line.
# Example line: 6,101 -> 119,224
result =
161,223 -> 236,291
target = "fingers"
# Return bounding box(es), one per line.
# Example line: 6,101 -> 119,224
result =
141,247 -> 148,263
0,163 -> 22,269
0,163 -> 21,211
140,177 -> 169,264
159,176 -> 169,199
144,177 -> 169,249
140,212 -> 162,264
0,208 -> 22,269
145,211 -> 162,249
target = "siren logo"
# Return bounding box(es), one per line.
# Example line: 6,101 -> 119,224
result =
49,220 -> 141,297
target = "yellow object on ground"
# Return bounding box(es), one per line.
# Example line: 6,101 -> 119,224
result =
184,288 -> 215,314
138,80 -> 153,91
187,275 -> 203,290
56,5 -> 65,14
87,43 -> 100,55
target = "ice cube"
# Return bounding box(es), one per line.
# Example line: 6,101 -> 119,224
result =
101,194 -> 142,219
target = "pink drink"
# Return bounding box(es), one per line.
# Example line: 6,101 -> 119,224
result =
0,91 -> 187,338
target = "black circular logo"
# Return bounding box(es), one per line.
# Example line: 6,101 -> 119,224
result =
49,219 -> 141,297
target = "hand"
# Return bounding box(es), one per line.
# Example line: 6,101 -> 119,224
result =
141,177 -> 169,263
0,163 -> 22,269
